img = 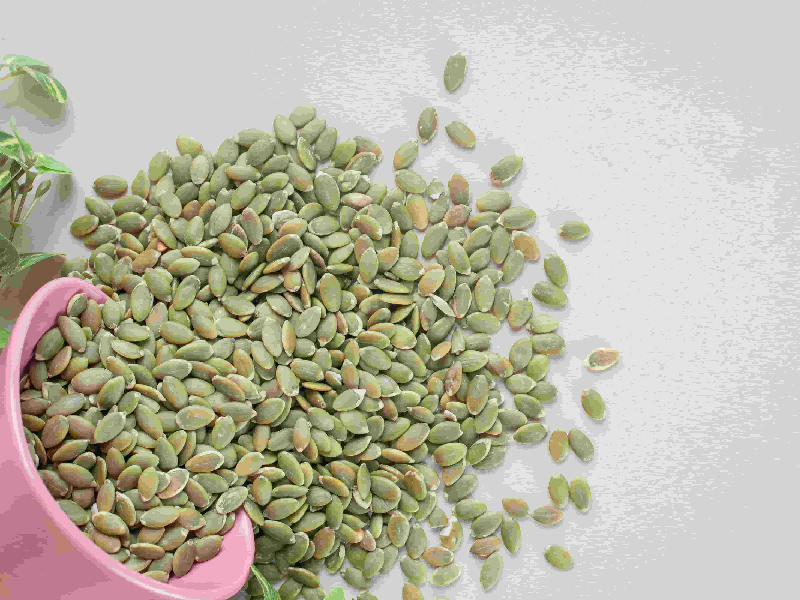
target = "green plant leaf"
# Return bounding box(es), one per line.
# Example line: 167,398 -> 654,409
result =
0,131 -> 23,163
324,588 -> 345,600
15,252 -> 63,274
0,231 -> 20,276
35,154 -> 71,174
9,117 -> 33,164
3,55 -> 49,69
249,566 -> 280,600
0,326 -> 10,351
0,170 -> 11,192
20,66 -> 67,104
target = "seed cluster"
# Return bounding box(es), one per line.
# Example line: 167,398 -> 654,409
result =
18,51 -> 618,599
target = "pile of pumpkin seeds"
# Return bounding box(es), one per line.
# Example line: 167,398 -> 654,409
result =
17,51 -> 621,598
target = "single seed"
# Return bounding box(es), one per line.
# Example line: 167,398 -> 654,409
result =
544,544 -> 574,570
584,348 -> 619,372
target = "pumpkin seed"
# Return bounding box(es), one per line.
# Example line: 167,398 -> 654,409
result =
500,516 -> 521,553
548,430 -> 570,462
548,474 -> 570,509
444,121 -> 475,148
443,52 -> 467,92
479,553 -> 503,590
544,544 -> 574,570
568,428 -> 594,461
581,389 -> 606,420
584,347 -> 619,372
489,155 -> 523,187
532,281 -> 568,307
558,220 -> 590,240
417,107 -> 438,144
532,505 -> 563,525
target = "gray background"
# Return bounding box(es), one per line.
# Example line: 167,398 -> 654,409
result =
2,0 -> 798,598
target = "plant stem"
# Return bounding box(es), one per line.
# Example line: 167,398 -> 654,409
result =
8,173 -> 36,243
0,69 -> 23,84
0,166 -> 25,200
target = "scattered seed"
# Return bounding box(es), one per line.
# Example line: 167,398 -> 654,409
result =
584,348 -> 619,372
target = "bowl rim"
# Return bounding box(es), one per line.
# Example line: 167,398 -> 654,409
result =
2,277 -> 251,599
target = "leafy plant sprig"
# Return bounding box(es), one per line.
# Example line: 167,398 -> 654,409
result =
0,54 -> 67,103
0,116 -> 71,284
248,566 -> 344,600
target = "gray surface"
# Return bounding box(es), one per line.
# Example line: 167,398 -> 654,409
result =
2,0 -> 798,598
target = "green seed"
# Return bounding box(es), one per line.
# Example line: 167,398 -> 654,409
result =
430,562 -> 461,587
479,552 -> 503,590
500,516 -> 521,553
489,155 -> 523,187
70,215 -> 100,237
544,545 -> 574,570
470,535 -> 501,558
400,556 -> 427,585
548,429 -> 569,462
548,474 -> 570,509
543,253 -> 568,287
569,477 -> 592,511
93,175 -> 128,199
418,107 -> 438,144
394,140 -> 419,170
581,389 -> 606,420
444,121 -> 476,148
558,220 -> 590,240
584,347 -> 619,372
476,190 -> 512,212
532,281 -> 568,307
454,499 -> 487,520
527,314 -> 559,334
501,497 -> 529,518
470,510 -> 503,538
568,428 -> 594,461
395,170 -> 427,194
497,206 -> 536,230
443,52 -> 467,92
532,505 -> 563,525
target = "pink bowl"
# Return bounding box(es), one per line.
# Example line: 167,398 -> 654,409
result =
0,278 -> 254,600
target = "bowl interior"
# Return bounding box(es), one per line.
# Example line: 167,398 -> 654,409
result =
2,278 -> 253,599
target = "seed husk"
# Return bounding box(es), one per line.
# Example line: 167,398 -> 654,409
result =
544,544 -> 574,570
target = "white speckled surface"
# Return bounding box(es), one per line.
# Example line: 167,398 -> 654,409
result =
2,1 -> 797,598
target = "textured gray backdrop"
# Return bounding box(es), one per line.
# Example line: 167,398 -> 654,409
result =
1,1 -> 797,598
